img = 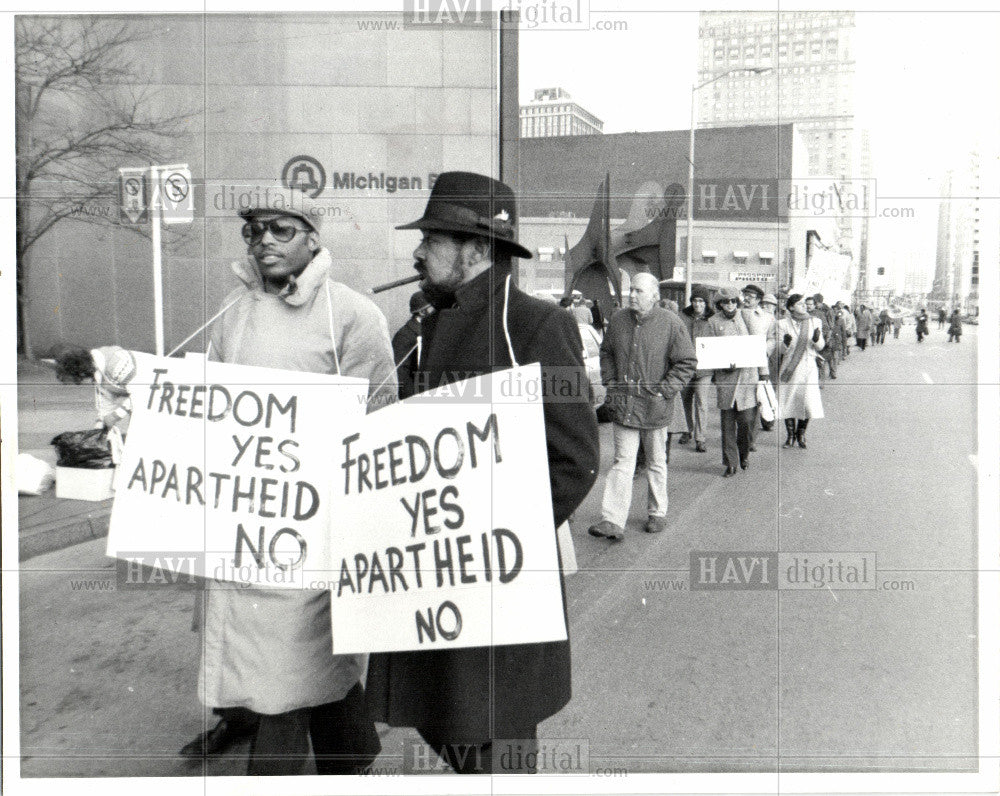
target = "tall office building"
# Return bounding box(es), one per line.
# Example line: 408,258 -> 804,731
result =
520,87 -> 603,138
696,11 -> 867,263
932,150 -> 986,313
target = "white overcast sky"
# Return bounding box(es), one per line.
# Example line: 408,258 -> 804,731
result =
519,7 -> 1000,284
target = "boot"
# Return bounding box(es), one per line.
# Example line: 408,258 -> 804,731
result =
783,419 -> 796,448
796,419 -> 809,449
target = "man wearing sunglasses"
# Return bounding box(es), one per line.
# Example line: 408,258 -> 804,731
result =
706,287 -> 761,477
190,186 -> 396,776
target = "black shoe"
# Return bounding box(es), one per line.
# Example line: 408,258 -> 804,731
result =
678,432 -> 692,445
760,420 -> 774,431
588,521 -> 625,541
740,458 -> 749,471
723,466 -> 738,477
179,718 -> 254,758
695,441 -> 707,453
748,443 -> 757,452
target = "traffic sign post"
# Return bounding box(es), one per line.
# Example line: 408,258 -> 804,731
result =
149,166 -> 165,356
121,162 -> 193,355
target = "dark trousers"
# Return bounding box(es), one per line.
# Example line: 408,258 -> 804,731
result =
720,407 -> 756,469
823,348 -> 837,377
417,725 -> 539,774
857,336 -> 868,350
246,683 -> 381,776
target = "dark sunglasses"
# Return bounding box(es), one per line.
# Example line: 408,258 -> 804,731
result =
241,218 -> 309,245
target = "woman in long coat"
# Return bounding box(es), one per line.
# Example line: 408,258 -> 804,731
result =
854,304 -> 873,350
948,310 -> 963,342
776,294 -> 824,448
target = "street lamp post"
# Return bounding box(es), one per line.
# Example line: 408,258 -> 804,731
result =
685,67 -> 772,305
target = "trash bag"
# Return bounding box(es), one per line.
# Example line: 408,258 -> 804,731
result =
50,428 -> 115,469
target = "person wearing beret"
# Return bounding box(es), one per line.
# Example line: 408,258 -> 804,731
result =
705,287 -> 761,476
365,171 -> 600,774
679,285 -> 715,453
775,293 -> 825,448
189,186 -> 395,775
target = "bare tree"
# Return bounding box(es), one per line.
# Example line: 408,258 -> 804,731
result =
15,17 -> 195,358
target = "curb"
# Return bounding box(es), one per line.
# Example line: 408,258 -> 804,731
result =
18,510 -> 112,562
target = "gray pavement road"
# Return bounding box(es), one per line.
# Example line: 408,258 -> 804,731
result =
15,328 -> 980,777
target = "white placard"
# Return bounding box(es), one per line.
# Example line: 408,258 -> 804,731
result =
327,364 -> 568,654
695,334 -> 768,370
107,352 -> 368,587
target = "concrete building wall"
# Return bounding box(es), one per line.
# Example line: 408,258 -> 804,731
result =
23,14 -> 502,355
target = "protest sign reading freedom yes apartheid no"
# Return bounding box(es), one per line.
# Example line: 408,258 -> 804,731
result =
107,352 -> 368,587
328,363 -> 567,654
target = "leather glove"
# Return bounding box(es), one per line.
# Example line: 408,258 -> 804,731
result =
812,327 -> 821,343
783,333 -> 793,347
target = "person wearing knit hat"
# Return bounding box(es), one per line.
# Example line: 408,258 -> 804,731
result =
706,286 -> 760,476
678,285 -> 714,452
187,181 -> 397,776
775,293 -> 825,448
761,293 -> 778,311
741,284 -> 777,437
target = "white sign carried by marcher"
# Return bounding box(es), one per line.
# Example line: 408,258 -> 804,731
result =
107,352 -> 369,588
695,334 -> 768,370
327,363 -> 568,654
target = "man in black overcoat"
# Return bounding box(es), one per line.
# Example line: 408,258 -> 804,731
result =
365,171 -> 600,773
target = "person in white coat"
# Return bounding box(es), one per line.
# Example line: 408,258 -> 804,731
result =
775,293 -> 824,449
196,186 -> 396,775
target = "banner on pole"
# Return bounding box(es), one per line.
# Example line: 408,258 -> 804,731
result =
327,364 -> 568,654
118,168 -> 148,224
107,353 -> 369,587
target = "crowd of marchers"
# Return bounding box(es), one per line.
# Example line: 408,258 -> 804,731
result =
46,171 -> 967,777
583,281 -> 938,543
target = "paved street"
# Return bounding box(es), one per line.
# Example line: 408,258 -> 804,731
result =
16,326 -> 979,776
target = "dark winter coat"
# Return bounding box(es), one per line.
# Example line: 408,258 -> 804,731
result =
599,305 -> 697,430
681,304 -> 715,378
365,266 -> 600,740
948,312 -> 963,336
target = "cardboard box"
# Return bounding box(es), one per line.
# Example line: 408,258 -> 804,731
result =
55,466 -> 115,502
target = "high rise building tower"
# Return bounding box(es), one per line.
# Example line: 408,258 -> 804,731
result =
932,150 -> 986,313
696,11 -> 867,263
520,87 -> 603,138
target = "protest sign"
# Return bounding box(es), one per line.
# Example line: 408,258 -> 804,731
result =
695,334 -> 768,370
106,352 -> 369,587
327,363 -> 568,654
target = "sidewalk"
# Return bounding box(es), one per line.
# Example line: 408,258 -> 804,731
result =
16,358 -> 114,561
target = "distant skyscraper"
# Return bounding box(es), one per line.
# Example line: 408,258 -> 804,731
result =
932,151 -> 985,313
696,11 -> 868,264
520,87 -> 603,138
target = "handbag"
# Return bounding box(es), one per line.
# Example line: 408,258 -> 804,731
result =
756,380 -> 776,422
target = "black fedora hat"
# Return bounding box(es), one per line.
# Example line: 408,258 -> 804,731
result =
396,171 -> 532,259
